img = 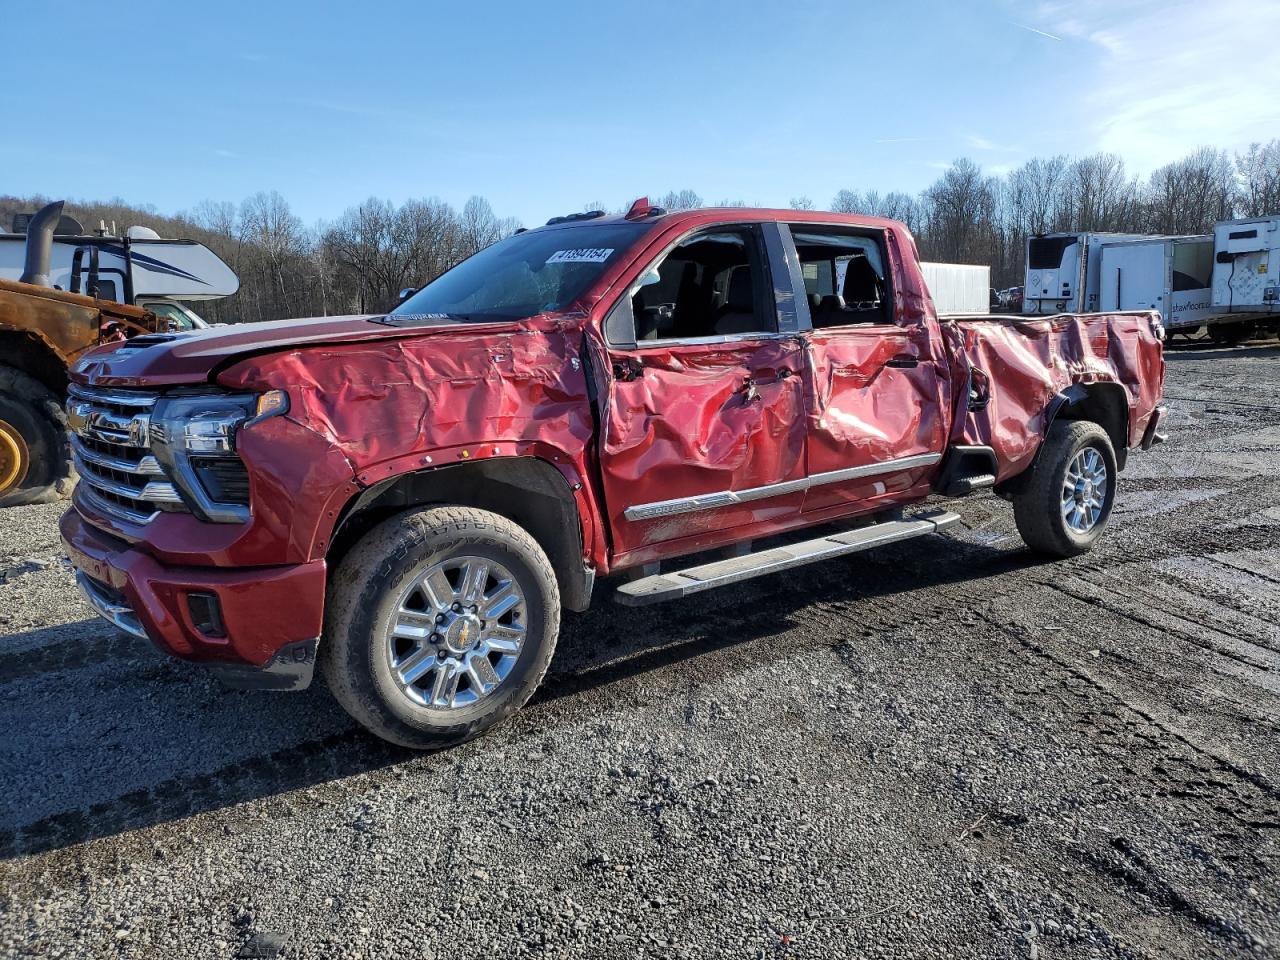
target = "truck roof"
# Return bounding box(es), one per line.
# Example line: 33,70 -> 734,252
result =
530,206 -> 909,235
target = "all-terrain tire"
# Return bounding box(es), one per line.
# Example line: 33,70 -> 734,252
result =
0,366 -> 75,508
320,505 -> 560,749
1013,420 -> 1117,558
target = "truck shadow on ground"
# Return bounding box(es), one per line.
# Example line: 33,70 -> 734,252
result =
1164,341 -> 1280,361
0,531 -> 1047,860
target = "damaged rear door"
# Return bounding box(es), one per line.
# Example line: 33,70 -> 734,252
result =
784,223 -> 952,513
596,223 -> 808,561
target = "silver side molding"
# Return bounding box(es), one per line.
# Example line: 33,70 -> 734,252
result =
623,452 -> 942,522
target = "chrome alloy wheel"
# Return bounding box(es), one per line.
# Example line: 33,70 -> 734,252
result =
384,555 -> 527,709
1062,447 -> 1108,533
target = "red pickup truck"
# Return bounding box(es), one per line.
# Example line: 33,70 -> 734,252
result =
61,200 -> 1166,748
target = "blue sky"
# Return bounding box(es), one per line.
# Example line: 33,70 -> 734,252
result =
2,0 -> 1276,228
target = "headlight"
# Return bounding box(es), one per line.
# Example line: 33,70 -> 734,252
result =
151,389 -> 288,523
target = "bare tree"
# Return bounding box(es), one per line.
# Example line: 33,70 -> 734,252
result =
658,189 -> 703,211
920,159 -> 1000,264
1062,154 -> 1141,232
1144,147 -> 1237,233
1237,140 -> 1280,218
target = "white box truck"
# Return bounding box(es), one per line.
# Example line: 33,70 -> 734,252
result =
1097,236 -> 1215,333
1023,232 -> 1147,315
919,262 -> 991,314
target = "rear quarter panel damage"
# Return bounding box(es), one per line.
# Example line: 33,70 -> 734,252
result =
954,312 -> 1164,481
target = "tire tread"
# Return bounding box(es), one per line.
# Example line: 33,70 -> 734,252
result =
320,505 -> 559,749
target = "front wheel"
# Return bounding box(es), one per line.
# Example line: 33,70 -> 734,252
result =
320,506 -> 560,749
1013,420 -> 1117,558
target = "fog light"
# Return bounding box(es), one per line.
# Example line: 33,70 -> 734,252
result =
188,592 -> 226,638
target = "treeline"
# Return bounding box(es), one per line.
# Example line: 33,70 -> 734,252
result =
779,141 -> 1275,287
0,192 -> 520,324
3,140 -> 1277,319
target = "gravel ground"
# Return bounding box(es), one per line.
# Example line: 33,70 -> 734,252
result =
2,341 -> 1279,959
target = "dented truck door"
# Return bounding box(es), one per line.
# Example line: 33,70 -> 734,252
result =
783,224 -> 952,514
596,223 -> 808,563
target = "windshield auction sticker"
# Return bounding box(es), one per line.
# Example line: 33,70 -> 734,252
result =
546,248 -> 614,264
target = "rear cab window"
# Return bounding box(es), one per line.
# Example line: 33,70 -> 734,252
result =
788,226 -> 893,328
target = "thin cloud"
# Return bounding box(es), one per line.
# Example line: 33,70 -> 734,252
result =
1039,0 -> 1280,172
967,134 -> 1020,153
1011,21 -> 1063,41
214,148 -> 240,159
874,137 -> 929,144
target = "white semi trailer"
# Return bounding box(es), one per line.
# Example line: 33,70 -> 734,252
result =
1096,236 -> 1216,333
1023,232 -> 1146,315
919,262 -> 991,314
1210,217 -> 1279,340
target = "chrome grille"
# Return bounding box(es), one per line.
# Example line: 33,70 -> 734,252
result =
67,385 -> 185,525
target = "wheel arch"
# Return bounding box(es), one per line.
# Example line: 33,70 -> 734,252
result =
1048,382 -> 1130,470
995,381 -> 1131,499
326,456 -> 595,612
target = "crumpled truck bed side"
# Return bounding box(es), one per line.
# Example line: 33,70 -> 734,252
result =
952,312 -> 1164,481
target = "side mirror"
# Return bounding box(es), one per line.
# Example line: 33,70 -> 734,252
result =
639,268 -> 662,287
397,287 -> 418,303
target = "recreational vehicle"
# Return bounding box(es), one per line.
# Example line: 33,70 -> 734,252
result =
0,215 -> 238,329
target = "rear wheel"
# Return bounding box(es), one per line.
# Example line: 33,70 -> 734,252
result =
0,367 -> 74,508
320,505 -> 560,749
1013,420 -> 1117,558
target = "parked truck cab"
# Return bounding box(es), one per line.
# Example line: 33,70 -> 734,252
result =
61,201 -> 1166,748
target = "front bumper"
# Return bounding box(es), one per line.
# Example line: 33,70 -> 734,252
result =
60,508 -> 326,690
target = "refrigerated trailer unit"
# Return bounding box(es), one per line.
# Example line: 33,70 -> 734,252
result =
1212,217 -> 1279,319
1024,232 -> 1147,315
1097,236 -> 1215,332
919,262 -> 991,314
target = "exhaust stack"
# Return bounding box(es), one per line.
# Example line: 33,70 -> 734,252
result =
19,200 -> 66,288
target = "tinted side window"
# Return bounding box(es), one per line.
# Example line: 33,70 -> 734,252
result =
626,227 -> 776,342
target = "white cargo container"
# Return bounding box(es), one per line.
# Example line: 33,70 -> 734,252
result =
1024,232 -> 1147,314
919,262 -> 991,315
1211,217 -> 1279,316
1097,236 -> 1215,331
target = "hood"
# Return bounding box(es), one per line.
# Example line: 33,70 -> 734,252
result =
70,314 -> 521,387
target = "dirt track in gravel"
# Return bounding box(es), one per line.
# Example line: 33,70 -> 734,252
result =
1,340 -> 1278,959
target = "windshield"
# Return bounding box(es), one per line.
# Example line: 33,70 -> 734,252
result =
390,222 -> 652,323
